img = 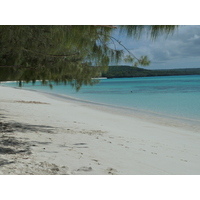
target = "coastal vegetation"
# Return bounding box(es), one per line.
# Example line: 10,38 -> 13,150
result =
0,25 -> 178,90
102,66 -> 200,78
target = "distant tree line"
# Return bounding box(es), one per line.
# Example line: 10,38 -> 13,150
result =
102,66 -> 200,78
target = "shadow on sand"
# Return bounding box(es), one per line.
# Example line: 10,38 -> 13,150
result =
0,114 -> 57,167
1,121 -> 56,134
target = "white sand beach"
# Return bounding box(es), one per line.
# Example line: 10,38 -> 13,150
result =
0,85 -> 200,175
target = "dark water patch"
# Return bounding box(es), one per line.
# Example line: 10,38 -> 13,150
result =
82,90 -> 128,94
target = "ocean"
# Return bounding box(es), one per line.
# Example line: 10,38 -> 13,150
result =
2,75 -> 200,130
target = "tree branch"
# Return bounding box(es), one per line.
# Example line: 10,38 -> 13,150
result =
109,37 -> 117,51
97,35 -> 117,52
22,48 -> 80,57
109,36 -> 140,62
0,65 -> 36,69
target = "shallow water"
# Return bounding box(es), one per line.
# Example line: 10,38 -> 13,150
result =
3,75 -> 200,129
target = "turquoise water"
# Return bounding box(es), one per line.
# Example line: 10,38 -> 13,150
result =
2,75 -> 200,122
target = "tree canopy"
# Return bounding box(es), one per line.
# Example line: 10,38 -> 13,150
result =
0,25 -> 178,90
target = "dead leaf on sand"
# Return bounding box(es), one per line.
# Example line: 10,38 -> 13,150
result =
15,101 -> 49,104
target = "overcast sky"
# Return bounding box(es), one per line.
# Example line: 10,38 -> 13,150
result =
113,25 -> 200,70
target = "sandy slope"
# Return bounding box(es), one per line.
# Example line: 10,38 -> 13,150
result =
0,85 -> 200,175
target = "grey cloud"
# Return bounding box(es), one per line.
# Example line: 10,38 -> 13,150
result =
146,26 -> 200,62
113,25 -> 200,69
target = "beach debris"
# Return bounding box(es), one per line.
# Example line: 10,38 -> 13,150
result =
79,129 -> 107,135
73,143 -> 87,145
106,167 -> 118,175
77,166 -> 93,172
14,100 -> 49,104
92,159 -> 98,162
181,159 -> 187,162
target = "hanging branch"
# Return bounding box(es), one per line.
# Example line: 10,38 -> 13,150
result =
109,37 -> 117,51
97,31 -> 141,62
97,35 -> 119,52
109,36 -> 140,62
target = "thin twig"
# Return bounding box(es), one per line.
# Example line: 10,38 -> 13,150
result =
109,37 -> 117,51
109,36 -> 140,62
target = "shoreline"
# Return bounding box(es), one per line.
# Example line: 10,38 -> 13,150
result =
1,85 -> 200,174
2,82 -> 200,134
2,83 -> 200,133
43,91 -> 200,133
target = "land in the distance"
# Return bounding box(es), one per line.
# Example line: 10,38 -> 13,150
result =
102,66 -> 200,78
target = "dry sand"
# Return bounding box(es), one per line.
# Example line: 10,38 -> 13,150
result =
0,85 -> 200,175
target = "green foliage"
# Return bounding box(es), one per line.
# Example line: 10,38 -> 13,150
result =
139,56 -> 151,66
0,25 -> 178,90
102,66 -> 200,78
119,25 -> 178,39
124,55 -> 135,63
